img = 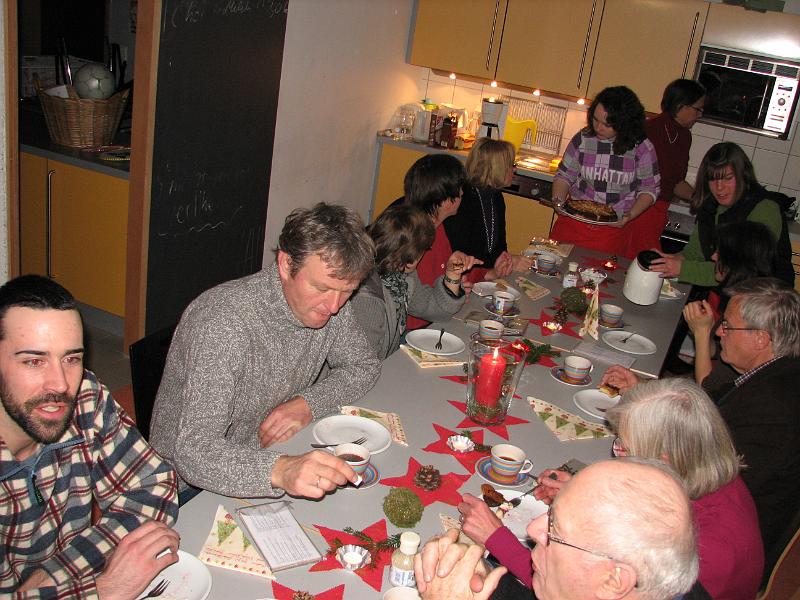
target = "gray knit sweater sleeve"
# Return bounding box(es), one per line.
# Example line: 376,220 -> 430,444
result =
406,273 -> 466,323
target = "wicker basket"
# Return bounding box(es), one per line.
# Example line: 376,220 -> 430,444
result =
35,77 -> 129,148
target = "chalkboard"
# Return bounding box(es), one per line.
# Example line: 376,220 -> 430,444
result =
146,0 -> 288,333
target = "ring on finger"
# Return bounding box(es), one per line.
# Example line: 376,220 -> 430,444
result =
315,475 -> 321,488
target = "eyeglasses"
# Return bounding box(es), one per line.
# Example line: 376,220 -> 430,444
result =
689,104 -> 704,114
719,320 -> 761,334
612,436 -> 628,457
546,505 -> 616,561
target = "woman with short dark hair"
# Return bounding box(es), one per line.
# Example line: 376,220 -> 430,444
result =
550,86 -> 660,257
350,204 -> 476,360
624,79 -> 706,257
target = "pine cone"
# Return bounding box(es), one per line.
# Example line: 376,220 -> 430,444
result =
413,465 -> 442,491
292,592 -> 315,600
554,304 -> 570,325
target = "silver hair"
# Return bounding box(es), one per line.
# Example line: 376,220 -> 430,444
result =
606,378 -> 741,499
725,277 -> 800,358
580,458 -> 699,600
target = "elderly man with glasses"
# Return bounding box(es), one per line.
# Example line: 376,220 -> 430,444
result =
414,459 -> 698,600
602,277 -> 800,577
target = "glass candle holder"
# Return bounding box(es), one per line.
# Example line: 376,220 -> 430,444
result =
466,339 -> 526,425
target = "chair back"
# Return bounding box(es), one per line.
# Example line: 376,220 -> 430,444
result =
128,324 -> 177,440
759,507 -> 800,599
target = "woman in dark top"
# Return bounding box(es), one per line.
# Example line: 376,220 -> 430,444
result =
444,138 -> 532,278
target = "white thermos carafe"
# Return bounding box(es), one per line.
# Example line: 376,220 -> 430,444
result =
623,250 -> 664,306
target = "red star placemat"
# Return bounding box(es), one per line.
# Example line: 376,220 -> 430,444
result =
531,354 -> 559,369
423,423 -> 489,472
271,582 -> 345,600
447,400 -> 530,440
310,519 -> 391,592
381,457 -> 470,506
529,309 -> 582,339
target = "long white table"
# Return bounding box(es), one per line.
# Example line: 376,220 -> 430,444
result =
172,248 -> 689,599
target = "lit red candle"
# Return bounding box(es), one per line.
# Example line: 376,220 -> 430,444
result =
475,349 -> 506,408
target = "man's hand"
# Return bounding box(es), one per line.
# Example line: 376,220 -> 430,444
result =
95,520 -> 180,600
259,396 -> 312,447
648,250 -> 684,279
271,451 -> 356,498
420,543 -> 506,600
532,469 -> 571,504
458,494 -> 503,545
599,365 -> 641,395
683,300 -> 715,336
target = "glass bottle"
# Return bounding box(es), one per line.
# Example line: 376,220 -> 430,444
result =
389,531 -> 421,587
562,261 -> 579,288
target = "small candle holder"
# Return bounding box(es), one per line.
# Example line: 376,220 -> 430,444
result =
543,320 -> 563,332
336,545 -> 371,571
447,435 -> 475,453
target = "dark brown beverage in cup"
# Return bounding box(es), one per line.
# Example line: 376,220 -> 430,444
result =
338,453 -> 364,462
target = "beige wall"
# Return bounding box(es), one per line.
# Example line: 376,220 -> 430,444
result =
263,0 -> 423,263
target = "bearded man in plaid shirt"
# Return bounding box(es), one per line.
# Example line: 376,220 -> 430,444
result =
0,275 -> 179,599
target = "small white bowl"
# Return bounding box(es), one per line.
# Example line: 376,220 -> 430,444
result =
336,545 -> 371,571
579,268 -> 608,286
447,435 -> 475,453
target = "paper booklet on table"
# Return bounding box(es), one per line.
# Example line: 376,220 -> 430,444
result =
571,341 -> 636,369
236,501 -> 322,572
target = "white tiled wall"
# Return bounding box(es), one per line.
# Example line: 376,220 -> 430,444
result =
416,67 -> 800,201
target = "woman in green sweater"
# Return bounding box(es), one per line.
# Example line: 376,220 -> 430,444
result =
650,142 -> 793,287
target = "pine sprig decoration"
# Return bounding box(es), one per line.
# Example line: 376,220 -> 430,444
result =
458,430 -> 492,454
520,339 -> 561,365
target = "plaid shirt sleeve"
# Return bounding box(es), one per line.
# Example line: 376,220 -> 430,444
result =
14,375 -> 178,599
634,139 -> 660,203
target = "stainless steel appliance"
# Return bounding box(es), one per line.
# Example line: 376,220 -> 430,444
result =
695,46 -> 800,139
661,200 -> 696,254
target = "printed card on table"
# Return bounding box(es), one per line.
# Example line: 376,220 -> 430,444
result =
400,344 -> 464,368
198,504 -> 273,578
528,396 -> 612,441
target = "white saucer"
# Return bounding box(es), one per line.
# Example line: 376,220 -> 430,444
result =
475,456 -> 530,487
406,329 -> 466,356
549,367 -> 591,387
573,389 -> 620,419
345,463 -> 380,490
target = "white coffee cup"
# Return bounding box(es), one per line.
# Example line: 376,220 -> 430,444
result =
535,251 -> 558,274
493,290 -> 516,314
383,587 -> 421,600
479,319 -> 504,340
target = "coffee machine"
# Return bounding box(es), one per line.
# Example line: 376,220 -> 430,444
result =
478,98 -> 509,139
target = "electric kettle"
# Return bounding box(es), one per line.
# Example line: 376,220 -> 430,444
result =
623,250 -> 663,306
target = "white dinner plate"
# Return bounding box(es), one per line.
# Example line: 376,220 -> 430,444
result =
405,329 -> 466,356
313,415 -> 392,454
602,331 -> 657,355
573,389 -> 620,420
472,282 -> 521,299
138,551 -> 211,600
482,490 -> 548,541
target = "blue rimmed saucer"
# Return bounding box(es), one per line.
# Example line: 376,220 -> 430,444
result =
475,456 -> 530,487
599,319 -> 625,330
550,367 -> 591,387
485,302 -> 521,318
345,463 -> 380,490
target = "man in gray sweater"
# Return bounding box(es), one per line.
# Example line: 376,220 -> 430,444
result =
150,203 -> 380,499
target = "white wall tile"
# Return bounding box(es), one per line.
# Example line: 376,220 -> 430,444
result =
792,125 -> 800,156
452,86 -> 483,114
688,135 -> 720,168
756,133 -> 794,154
782,155 -> 800,190
430,72 -> 455,85
752,148 -> 788,187
779,186 -> 800,197
563,108 -> 587,140
427,81 -> 458,106
723,128 -> 759,147
691,122 -> 725,140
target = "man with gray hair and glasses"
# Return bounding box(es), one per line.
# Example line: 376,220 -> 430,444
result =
150,203 -> 380,501
414,458 -> 698,600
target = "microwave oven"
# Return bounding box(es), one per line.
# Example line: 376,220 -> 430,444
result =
695,46 -> 800,139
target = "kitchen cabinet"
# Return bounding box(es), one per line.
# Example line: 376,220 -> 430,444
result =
409,0 -> 508,79
504,193 -> 554,254
372,144 -> 428,220
19,152 -> 129,316
585,0 -> 707,112
496,0 -> 604,99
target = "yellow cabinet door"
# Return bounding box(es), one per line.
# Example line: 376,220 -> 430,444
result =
372,144 -> 428,221
504,193 -> 554,255
48,160 -> 129,316
409,0 -> 508,79
19,152 -> 48,276
586,0 -> 708,113
792,239 -> 800,293
497,0 -> 604,98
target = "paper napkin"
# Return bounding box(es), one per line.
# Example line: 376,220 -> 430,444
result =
528,396 -> 612,441
579,286 -> 599,340
513,276 -> 551,301
400,344 -> 464,368
198,504 -> 273,578
340,405 -> 408,446
527,240 -> 574,258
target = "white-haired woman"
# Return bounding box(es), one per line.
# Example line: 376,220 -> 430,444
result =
457,378 -> 762,600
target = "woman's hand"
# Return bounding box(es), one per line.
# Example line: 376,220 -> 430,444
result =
683,300 -> 714,336
611,213 -> 632,229
446,252 -> 483,279
648,250 -> 684,278
511,253 -> 534,272
599,365 -> 641,395
457,493 -> 503,546
532,469 -> 571,505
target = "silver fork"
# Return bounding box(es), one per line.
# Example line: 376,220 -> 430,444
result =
620,331 -> 637,344
310,436 -> 367,448
434,328 -> 446,350
140,580 -> 169,599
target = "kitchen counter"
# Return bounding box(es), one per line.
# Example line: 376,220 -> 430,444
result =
20,100 -> 130,180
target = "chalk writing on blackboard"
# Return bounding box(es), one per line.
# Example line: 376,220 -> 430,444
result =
166,0 -> 288,30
